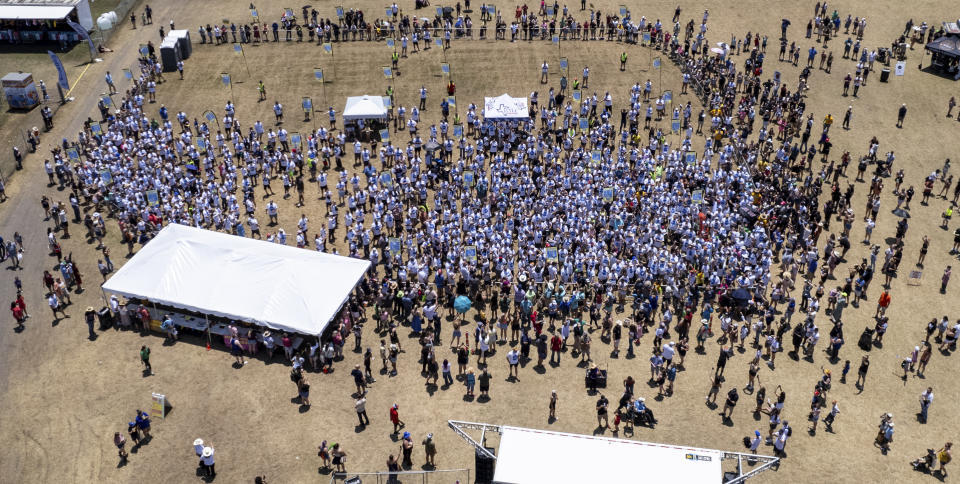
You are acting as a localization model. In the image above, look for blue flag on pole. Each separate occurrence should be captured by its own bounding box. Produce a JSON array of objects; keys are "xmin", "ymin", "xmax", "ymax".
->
[{"xmin": 47, "ymin": 51, "xmax": 69, "ymax": 90}]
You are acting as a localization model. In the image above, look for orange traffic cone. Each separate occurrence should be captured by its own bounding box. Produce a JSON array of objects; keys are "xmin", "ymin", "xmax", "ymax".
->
[{"xmin": 206, "ymin": 342, "xmax": 211, "ymax": 351}]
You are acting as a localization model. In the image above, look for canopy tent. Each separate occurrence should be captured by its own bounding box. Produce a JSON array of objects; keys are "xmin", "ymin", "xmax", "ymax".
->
[
  {"xmin": 926, "ymin": 35, "xmax": 960, "ymax": 59},
  {"xmin": 448, "ymin": 421, "xmax": 780, "ymax": 484},
  {"xmin": 0, "ymin": 0, "xmax": 93, "ymax": 29},
  {"xmin": 0, "ymin": 5, "xmax": 72, "ymax": 19},
  {"xmin": 343, "ymin": 95, "xmax": 388, "ymax": 121},
  {"xmin": 483, "ymin": 93, "xmax": 529, "ymax": 119},
  {"xmin": 101, "ymin": 224, "xmax": 370, "ymax": 336},
  {"xmin": 494, "ymin": 426, "xmax": 721, "ymax": 483}
]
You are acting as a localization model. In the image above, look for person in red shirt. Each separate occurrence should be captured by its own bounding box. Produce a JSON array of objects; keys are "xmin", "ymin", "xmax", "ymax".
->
[
  {"xmin": 876, "ymin": 290, "xmax": 891, "ymax": 317},
  {"xmin": 16, "ymin": 294, "xmax": 28, "ymax": 319},
  {"xmin": 11, "ymin": 302, "xmax": 25, "ymax": 330},
  {"xmin": 389, "ymin": 403, "xmax": 405, "ymax": 434},
  {"xmin": 550, "ymin": 332, "xmax": 563, "ymax": 365}
]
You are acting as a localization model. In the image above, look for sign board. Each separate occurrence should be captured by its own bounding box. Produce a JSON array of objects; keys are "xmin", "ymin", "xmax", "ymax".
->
[
  {"xmin": 90, "ymin": 122, "xmax": 103, "ymax": 136},
  {"xmin": 379, "ymin": 129, "xmax": 390, "ymax": 142},
  {"xmin": 100, "ymin": 170, "xmax": 113, "ymax": 184},
  {"xmin": 389, "ymin": 237, "xmax": 402, "ymax": 257},
  {"xmin": 895, "ymin": 61, "xmax": 906, "ymax": 76},
  {"xmin": 602, "ymin": 186, "xmax": 614, "ymax": 202},
  {"xmin": 380, "ymin": 171, "xmax": 394, "ymax": 188},
  {"xmin": 463, "ymin": 170, "xmax": 475, "ymax": 187},
  {"xmin": 66, "ymin": 147, "xmax": 80, "ymax": 161},
  {"xmin": 908, "ymin": 270, "xmax": 922, "ymax": 285},
  {"xmin": 685, "ymin": 151, "xmax": 697, "ymax": 164},
  {"xmin": 150, "ymin": 393, "xmax": 167, "ymax": 419},
  {"xmin": 146, "ymin": 190, "xmax": 159, "ymax": 206},
  {"xmin": 545, "ymin": 246, "xmax": 558, "ymax": 262},
  {"xmin": 464, "ymin": 245, "xmax": 477, "ymax": 262},
  {"xmin": 691, "ymin": 190, "xmax": 703, "ymax": 204}
]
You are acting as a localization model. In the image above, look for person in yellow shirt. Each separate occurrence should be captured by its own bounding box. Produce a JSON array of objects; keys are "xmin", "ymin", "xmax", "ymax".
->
[{"xmin": 823, "ymin": 114, "xmax": 834, "ymax": 133}]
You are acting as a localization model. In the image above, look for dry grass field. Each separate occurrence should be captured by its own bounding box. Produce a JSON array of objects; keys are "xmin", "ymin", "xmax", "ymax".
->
[{"xmin": 0, "ymin": 0, "xmax": 959, "ymax": 483}]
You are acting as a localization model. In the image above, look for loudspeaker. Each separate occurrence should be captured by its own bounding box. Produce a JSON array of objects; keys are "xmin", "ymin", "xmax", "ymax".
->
[{"xmin": 475, "ymin": 447, "xmax": 496, "ymax": 483}]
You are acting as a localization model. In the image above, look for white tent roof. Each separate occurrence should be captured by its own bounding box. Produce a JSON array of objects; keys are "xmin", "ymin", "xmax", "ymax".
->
[
  {"xmin": 343, "ymin": 95, "xmax": 388, "ymax": 121},
  {"xmin": 0, "ymin": 4, "xmax": 74, "ymax": 20},
  {"xmin": 101, "ymin": 224, "xmax": 370, "ymax": 336},
  {"xmin": 483, "ymin": 93, "xmax": 529, "ymax": 119},
  {"xmin": 493, "ymin": 426, "xmax": 723, "ymax": 483}
]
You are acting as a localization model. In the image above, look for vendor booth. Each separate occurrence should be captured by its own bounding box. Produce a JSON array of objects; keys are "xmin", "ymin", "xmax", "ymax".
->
[
  {"xmin": 101, "ymin": 224, "xmax": 371, "ymax": 345},
  {"xmin": 343, "ymin": 95, "xmax": 389, "ymax": 142},
  {"xmin": 925, "ymin": 34, "xmax": 960, "ymax": 79},
  {"xmin": 0, "ymin": 0, "xmax": 94, "ymax": 44},
  {"xmin": 483, "ymin": 93, "xmax": 529, "ymax": 120}
]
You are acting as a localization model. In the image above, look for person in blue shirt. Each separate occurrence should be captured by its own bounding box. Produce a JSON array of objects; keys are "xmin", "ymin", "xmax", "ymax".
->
[{"xmin": 135, "ymin": 410, "xmax": 151, "ymax": 438}]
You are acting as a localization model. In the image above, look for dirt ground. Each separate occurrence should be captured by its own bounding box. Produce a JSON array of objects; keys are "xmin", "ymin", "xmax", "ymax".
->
[{"xmin": 1, "ymin": 0, "xmax": 959, "ymax": 483}]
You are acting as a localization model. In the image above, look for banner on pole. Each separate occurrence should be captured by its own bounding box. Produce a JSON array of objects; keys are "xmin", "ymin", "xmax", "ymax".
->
[
  {"xmin": 233, "ymin": 44, "xmax": 243, "ymax": 56},
  {"xmin": 204, "ymin": 110, "xmax": 216, "ymax": 123},
  {"xmin": 653, "ymin": 57, "xmax": 661, "ymax": 69},
  {"xmin": 291, "ymin": 132, "xmax": 302, "ymax": 148},
  {"xmin": 323, "ymin": 43, "xmax": 333, "ymax": 54},
  {"xmin": 90, "ymin": 122, "xmax": 102, "ymax": 136},
  {"xmin": 313, "ymin": 68, "xmax": 324, "ymax": 82},
  {"xmin": 379, "ymin": 129, "xmax": 390, "ymax": 142},
  {"xmin": 302, "ymin": 97, "xmax": 313, "ymax": 113},
  {"xmin": 146, "ymin": 190, "xmax": 159, "ymax": 206},
  {"xmin": 47, "ymin": 51, "xmax": 69, "ymax": 90},
  {"xmin": 453, "ymin": 124, "xmax": 463, "ymax": 140},
  {"xmin": 382, "ymin": 66, "xmax": 393, "ymax": 79},
  {"xmin": 66, "ymin": 20, "xmax": 96, "ymax": 60},
  {"xmin": 389, "ymin": 237, "xmax": 402, "ymax": 258},
  {"xmin": 123, "ymin": 68, "xmax": 133, "ymax": 79},
  {"xmin": 464, "ymin": 246, "xmax": 477, "ymax": 262},
  {"xmin": 545, "ymin": 246, "xmax": 558, "ymax": 262},
  {"xmin": 221, "ymin": 73, "xmax": 231, "ymax": 86},
  {"xmin": 441, "ymin": 63, "xmax": 450, "ymax": 76}
]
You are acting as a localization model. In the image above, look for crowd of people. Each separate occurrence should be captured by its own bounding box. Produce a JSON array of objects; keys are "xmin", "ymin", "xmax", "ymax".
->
[{"xmin": 9, "ymin": 1, "xmax": 956, "ymax": 480}]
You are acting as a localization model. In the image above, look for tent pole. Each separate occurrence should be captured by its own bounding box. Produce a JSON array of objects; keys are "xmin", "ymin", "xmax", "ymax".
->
[{"xmin": 205, "ymin": 313, "xmax": 212, "ymax": 346}]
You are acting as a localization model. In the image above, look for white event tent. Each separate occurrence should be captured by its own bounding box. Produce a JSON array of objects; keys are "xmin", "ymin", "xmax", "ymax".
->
[
  {"xmin": 448, "ymin": 421, "xmax": 780, "ymax": 484},
  {"xmin": 483, "ymin": 93, "xmax": 529, "ymax": 119},
  {"xmin": 101, "ymin": 224, "xmax": 370, "ymax": 336},
  {"xmin": 343, "ymin": 95, "xmax": 389, "ymax": 121}
]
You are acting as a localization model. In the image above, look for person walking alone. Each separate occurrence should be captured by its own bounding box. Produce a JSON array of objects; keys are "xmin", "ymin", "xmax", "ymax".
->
[
  {"xmin": 897, "ymin": 104, "xmax": 907, "ymax": 128},
  {"xmin": 140, "ymin": 345, "xmax": 152, "ymax": 374}
]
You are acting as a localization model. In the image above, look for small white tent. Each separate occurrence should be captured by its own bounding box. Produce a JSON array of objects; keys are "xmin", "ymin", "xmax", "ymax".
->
[
  {"xmin": 101, "ymin": 224, "xmax": 370, "ymax": 336},
  {"xmin": 483, "ymin": 93, "xmax": 529, "ymax": 119},
  {"xmin": 343, "ymin": 95, "xmax": 389, "ymax": 121}
]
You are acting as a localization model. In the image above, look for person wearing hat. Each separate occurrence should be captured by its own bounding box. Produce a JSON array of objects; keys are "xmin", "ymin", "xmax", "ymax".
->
[
  {"xmin": 351, "ymin": 364, "xmax": 366, "ymax": 395},
  {"xmin": 401, "ymin": 431, "xmax": 414, "ymax": 468},
  {"xmin": 201, "ymin": 445, "xmax": 216, "ymax": 476},
  {"xmin": 749, "ymin": 430, "xmax": 763, "ymax": 453},
  {"xmin": 390, "ymin": 403, "xmax": 404, "ymax": 434},
  {"xmin": 422, "ymin": 433, "xmax": 437, "ymax": 466},
  {"xmin": 263, "ymin": 331, "xmax": 276, "ymax": 360},
  {"xmin": 193, "ymin": 438, "xmax": 204, "ymax": 457}
]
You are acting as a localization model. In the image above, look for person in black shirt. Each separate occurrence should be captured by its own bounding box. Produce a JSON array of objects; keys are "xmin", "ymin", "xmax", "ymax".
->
[
  {"xmin": 596, "ymin": 394, "xmax": 610, "ymax": 429},
  {"xmin": 722, "ymin": 388, "xmax": 739, "ymax": 419}
]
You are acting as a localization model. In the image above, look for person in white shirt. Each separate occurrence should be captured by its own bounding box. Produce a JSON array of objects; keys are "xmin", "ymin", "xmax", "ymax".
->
[
  {"xmin": 506, "ymin": 347, "xmax": 520, "ymax": 379},
  {"xmin": 201, "ymin": 446, "xmax": 215, "ymax": 476}
]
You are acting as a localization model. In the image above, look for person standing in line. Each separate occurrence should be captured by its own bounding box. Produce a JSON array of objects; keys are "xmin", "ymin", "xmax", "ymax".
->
[
  {"xmin": 506, "ymin": 346, "xmax": 520, "ymax": 380},
  {"xmin": 331, "ymin": 443, "xmax": 347, "ymax": 473},
  {"xmin": 942, "ymin": 266, "xmax": 952, "ymax": 293},
  {"xmin": 140, "ymin": 345, "xmax": 152, "ymax": 374},
  {"xmin": 355, "ymin": 394, "xmax": 370, "ymax": 427},
  {"xmin": 84, "ymin": 306, "xmax": 97, "ymax": 339}
]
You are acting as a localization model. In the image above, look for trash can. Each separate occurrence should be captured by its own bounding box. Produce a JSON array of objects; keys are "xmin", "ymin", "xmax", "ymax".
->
[
  {"xmin": 880, "ymin": 68, "xmax": 891, "ymax": 82},
  {"xmin": 97, "ymin": 306, "xmax": 114, "ymax": 329}
]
